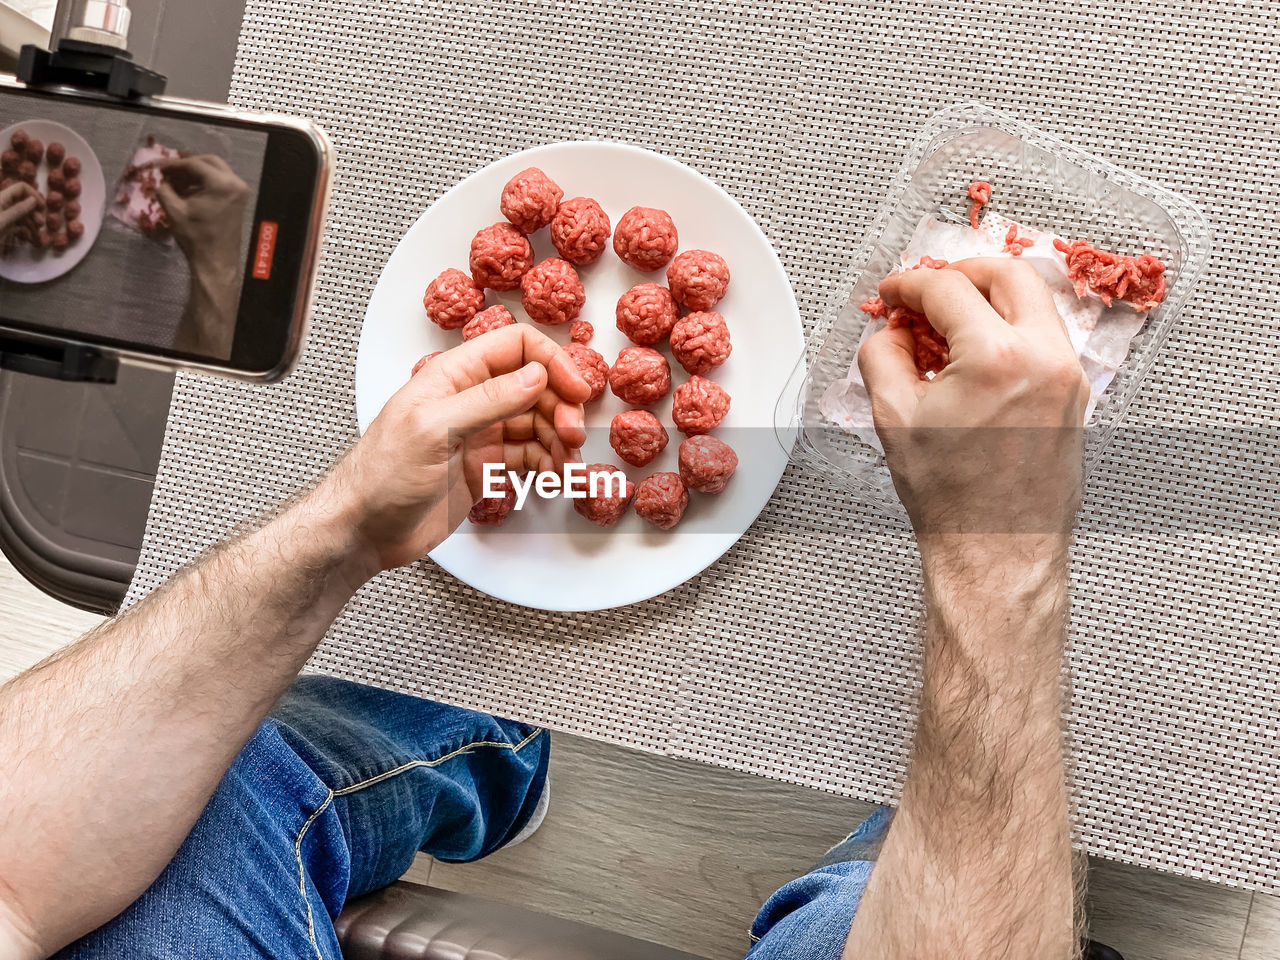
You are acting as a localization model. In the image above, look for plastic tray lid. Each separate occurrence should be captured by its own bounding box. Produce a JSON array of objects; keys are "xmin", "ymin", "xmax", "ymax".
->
[{"xmin": 774, "ymin": 102, "xmax": 1212, "ymax": 514}]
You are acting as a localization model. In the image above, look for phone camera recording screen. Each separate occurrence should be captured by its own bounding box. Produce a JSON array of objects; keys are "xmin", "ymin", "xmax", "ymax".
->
[{"xmin": 0, "ymin": 90, "xmax": 269, "ymax": 363}]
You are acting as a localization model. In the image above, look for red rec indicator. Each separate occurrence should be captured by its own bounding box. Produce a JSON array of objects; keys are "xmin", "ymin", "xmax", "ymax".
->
[{"xmin": 252, "ymin": 220, "xmax": 279, "ymax": 280}]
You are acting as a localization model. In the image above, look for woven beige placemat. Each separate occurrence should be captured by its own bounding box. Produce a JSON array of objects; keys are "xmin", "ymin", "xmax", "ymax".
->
[{"xmin": 128, "ymin": 0, "xmax": 1280, "ymax": 891}]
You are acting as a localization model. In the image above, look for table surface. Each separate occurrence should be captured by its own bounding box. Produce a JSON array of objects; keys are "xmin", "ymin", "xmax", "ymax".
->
[{"xmin": 127, "ymin": 0, "xmax": 1280, "ymax": 893}]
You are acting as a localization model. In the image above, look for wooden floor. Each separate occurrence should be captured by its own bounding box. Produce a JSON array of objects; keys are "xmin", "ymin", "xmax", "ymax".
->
[{"xmin": 1, "ymin": 557, "xmax": 1275, "ymax": 960}]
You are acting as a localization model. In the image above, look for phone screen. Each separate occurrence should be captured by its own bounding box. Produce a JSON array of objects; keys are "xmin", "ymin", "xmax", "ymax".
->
[{"xmin": 0, "ymin": 84, "xmax": 323, "ymax": 373}]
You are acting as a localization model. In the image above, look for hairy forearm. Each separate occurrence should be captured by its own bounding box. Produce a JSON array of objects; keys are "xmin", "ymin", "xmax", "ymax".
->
[
  {"xmin": 174, "ymin": 255, "xmax": 238, "ymax": 358},
  {"xmin": 843, "ymin": 534, "xmax": 1077, "ymax": 960},
  {"xmin": 0, "ymin": 478, "xmax": 377, "ymax": 959}
]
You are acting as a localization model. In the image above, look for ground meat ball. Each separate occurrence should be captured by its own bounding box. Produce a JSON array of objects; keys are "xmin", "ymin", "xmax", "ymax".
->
[
  {"xmin": 669, "ymin": 310, "xmax": 732, "ymax": 376},
  {"xmin": 63, "ymin": 177, "xmax": 81, "ymax": 199},
  {"xmin": 609, "ymin": 410, "xmax": 669, "ymax": 467},
  {"xmin": 520, "ymin": 258, "xmax": 585, "ymax": 325},
  {"xmin": 46, "ymin": 211, "xmax": 63, "ymax": 233},
  {"xmin": 0, "ymin": 149, "xmax": 18, "ymax": 174},
  {"xmin": 422, "ymin": 267, "xmax": 485, "ymax": 330},
  {"xmin": 66, "ymin": 220, "xmax": 84, "ymax": 243},
  {"xmin": 569, "ymin": 320, "xmax": 593, "ymax": 344},
  {"xmin": 634, "ymin": 473, "xmax": 689, "ymax": 530},
  {"xmin": 45, "ymin": 142, "xmax": 65, "ymax": 166},
  {"xmin": 23, "ymin": 139, "xmax": 43, "ymax": 164},
  {"xmin": 666, "ymin": 249, "xmax": 730, "ymax": 311},
  {"xmin": 613, "ymin": 206, "xmax": 678, "ymax": 271},
  {"xmin": 63, "ymin": 156, "xmax": 82, "ymax": 178},
  {"xmin": 678, "ymin": 435, "xmax": 738, "ymax": 493},
  {"xmin": 410, "ymin": 351, "xmax": 442, "ymax": 377},
  {"xmin": 45, "ymin": 190, "xmax": 63, "ymax": 212},
  {"xmin": 65, "ymin": 199, "xmax": 81, "ymax": 220},
  {"xmin": 615, "ymin": 282, "xmax": 679, "ymax": 345},
  {"xmin": 500, "ymin": 167, "xmax": 563, "ymax": 234},
  {"xmin": 9, "ymin": 130, "xmax": 26, "ymax": 152},
  {"xmin": 860, "ymin": 296, "xmax": 949, "ymax": 378},
  {"xmin": 46, "ymin": 168, "xmax": 65, "ymax": 192},
  {"xmin": 469, "ymin": 222, "xmax": 534, "ymax": 291},
  {"xmin": 50, "ymin": 231, "xmax": 68, "ymax": 252},
  {"xmin": 550, "ymin": 197, "xmax": 611, "ymax": 265},
  {"xmin": 672, "ymin": 376, "xmax": 730, "ymax": 435},
  {"xmin": 609, "ymin": 346, "xmax": 671, "ymax": 406},
  {"xmin": 468, "ymin": 477, "xmax": 517, "ymax": 526},
  {"xmin": 573, "ymin": 462, "xmax": 635, "ymax": 527},
  {"xmin": 17, "ymin": 161, "xmax": 35, "ymax": 185},
  {"xmin": 564, "ymin": 343, "xmax": 609, "ymax": 402},
  {"xmin": 462, "ymin": 304, "xmax": 516, "ymax": 340}
]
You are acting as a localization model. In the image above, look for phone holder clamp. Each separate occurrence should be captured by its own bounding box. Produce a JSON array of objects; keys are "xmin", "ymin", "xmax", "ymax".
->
[
  {"xmin": 16, "ymin": 39, "xmax": 167, "ymax": 100},
  {"xmin": 0, "ymin": 333, "xmax": 120, "ymax": 384}
]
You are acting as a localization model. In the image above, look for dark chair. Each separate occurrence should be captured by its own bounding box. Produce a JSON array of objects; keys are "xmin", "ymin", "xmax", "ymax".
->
[{"xmin": 335, "ymin": 882, "xmax": 707, "ymax": 960}]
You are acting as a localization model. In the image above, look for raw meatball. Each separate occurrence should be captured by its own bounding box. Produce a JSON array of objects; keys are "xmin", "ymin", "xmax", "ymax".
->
[
  {"xmin": 500, "ymin": 166, "xmax": 563, "ymax": 234},
  {"xmin": 672, "ymin": 375, "xmax": 730, "ymax": 435},
  {"xmin": 23, "ymin": 138, "xmax": 43, "ymax": 164},
  {"xmin": 609, "ymin": 346, "xmax": 671, "ymax": 406},
  {"xmin": 564, "ymin": 343, "xmax": 609, "ymax": 402},
  {"xmin": 410, "ymin": 351, "xmax": 442, "ymax": 376},
  {"xmin": 609, "ymin": 410, "xmax": 669, "ymax": 467},
  {"xmin": 45, "ymin": 142, "xmax": 66, "ymax": 167},
  {"xmin": 613, "ymin": 206, "xmax": 678, "ymax": 271},
  {"xmin": 670, "ymin": 310, "xmax": 732, "ymax": 376},
  {"xmin": 667, "ymin": 249, "xmax": 730, "ymax": 311},
  {"xmin": 45, "ymin": 211, "xmax": 63, "ymax": 233},
  {"xmin": 9, "ymin": 130, "xmax": 27, "ymax": 152},
  {"xmin": 550, "ymin": 197, "xmax": 611, "ymax": 265},
  {"xmin": 678, "ymin": 435, "xmax": 738, "ymax": 493},
  {"xmin": 615, "ymin": 282, "xmax": 679, "ymax": 345},
  {"xmin": 569, "ymin": 320, "xmax": 593, "ymax": 344},
  {"xmin": 468, "ymin": 477, "xmax": 517, "ymax": 526},
  {"xmin": 62, "ymin": 156, "xmax": 82, "ymax": 178},
  {"xmin": 66, "ymin": 220, "xmax": 84, "ymax": 242},
  {"xmin": 520, "ymin": 257, "xmax": 585, "ymax": 325},
  {"xmin": 17, "ymin": 161, "xmax": 35, "ymax": 185},
  {"xmin": 469, "ymin": 221, "xmax": 534, "ymax": 291},
  {"xmin": 46, "ymin": 168, "xmax": 65, "ymax": 192},
  {"xmin": 573, "ymin": 462, "xmax": 635, "ymax": 527},
  {"xmin": 423, "ymin": 267, "xmax": 485, "ymax": 330},
  {"xmin": 0, "ymin": 149, "xmax": 18, "ymax": 174},
  {"xmin": 65, "ymin": 199, "xmax": 81, "ymax": 220},
  {"xmin": 33, "ymin": 228, "xmax": 50, "ymax": 250},
  {"xmin": 63, "ymin": 177, "xmax": 81, "ymax": 199},
  {"xmin": 462, "ymin": 304, "xmax": 516, "ymax": 340},
  {"xmin": 50, "ymin": 231, "xmax": 69, "ymax": 252},
  {"xmin": 45, "ymin": 190, "xmax": 64, "ymax": 212},
  {"xmin": 634, "ymin": 473, "xmax": 689, "ymax": 530}
]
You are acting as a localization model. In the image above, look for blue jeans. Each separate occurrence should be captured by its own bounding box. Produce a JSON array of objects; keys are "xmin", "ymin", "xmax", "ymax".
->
[
  {"xmin": 55, "ymin": 676, "xmax": 550, "ymax": 959},
  {"xmin": 745, "ymin": 805, "xmax": 892, "ymax": 960},
  {"xmin": 55, "ymin": 675, "xmax": 878, "ymax": 959}
]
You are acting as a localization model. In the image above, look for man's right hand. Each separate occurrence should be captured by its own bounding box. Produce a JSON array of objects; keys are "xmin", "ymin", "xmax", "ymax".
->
[
  {"xmin": 323, "ymin": 323, "xmax": 591, "ymax": 574},
  {"xmin": 857, "ymin": 258, "xmax": 1089, "ymax": 546}
]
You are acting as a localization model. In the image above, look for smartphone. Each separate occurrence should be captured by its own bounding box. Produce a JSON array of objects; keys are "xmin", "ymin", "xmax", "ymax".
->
[{"xmin": 0, "ymin": 76, "xmax": 332, "ymax": 381}]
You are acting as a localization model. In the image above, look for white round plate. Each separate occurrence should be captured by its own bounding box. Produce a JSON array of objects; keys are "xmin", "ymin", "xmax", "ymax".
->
[
  {"xmin": 356, "ymin": 141, "xmax": 803, "ymax": 612},
  {"xmin": 0, "ymin": 119, "xmax": 107, "ymax": 283}
]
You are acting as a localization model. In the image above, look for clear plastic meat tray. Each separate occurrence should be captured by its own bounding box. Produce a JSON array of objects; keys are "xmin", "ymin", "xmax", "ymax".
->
[{"xmin": 775, "ymin": 102, "xmax": 1212, "ymax": 513}]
